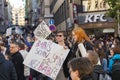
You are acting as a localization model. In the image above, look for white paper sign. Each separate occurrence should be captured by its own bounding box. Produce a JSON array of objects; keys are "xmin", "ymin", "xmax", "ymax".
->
[
  {"xmin": 6, "ymin": 28, "xmax": 12, "ymax": 36},
  {"xmin": 78, "ymin": 43, "xmax": 87, "ymax": 57},
  {"xmin": 34, "ymin": 21, "xmax": 51, "ymax": 39},
  {"xmin": 23, "ymin": 39, "xmax": 70, "ymax": 80}
]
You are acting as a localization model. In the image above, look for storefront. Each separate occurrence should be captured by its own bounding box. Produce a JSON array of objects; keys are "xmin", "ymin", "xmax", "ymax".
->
[{"xmin": 77, "ymin": 11, "xmax": 116, "ymax": 35}]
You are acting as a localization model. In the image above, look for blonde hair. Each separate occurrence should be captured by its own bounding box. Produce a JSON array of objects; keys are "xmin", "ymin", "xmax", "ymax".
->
[{"xmin": 72, "ymin": 25, "xmax": 90, "ymax": 42}]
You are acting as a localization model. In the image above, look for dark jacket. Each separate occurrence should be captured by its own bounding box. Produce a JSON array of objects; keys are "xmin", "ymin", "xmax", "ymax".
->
[
  {"xmin": 69, "ymin": 41, "xmax": 94, "ymax": 58},
  {"xmin": 91, "ymin": 65, "xmax": 105, "ymax": 80},
  {"xmin": 0, "ymin": 53, "xmax": 17, "ymax": 80},
  {"xmin": 11, "ymin": 51, "xmax": 25, "ymax": 80},
  {"xmin": 83, "ymin": 41, "xmax": 94, "ymax": 51},
  {"xmin": 82, "ymin": 74, "xmax": 93, "ymax": 80}
]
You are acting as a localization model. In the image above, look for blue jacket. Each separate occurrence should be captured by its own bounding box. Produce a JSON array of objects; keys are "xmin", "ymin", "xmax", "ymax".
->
[
  {"xmin": 108, "ymin": 54, "xmax": 120, "ymax": 71},
  {"xmin": 0, "ymin": 53, "xmax": 17, "ymax": 80}
]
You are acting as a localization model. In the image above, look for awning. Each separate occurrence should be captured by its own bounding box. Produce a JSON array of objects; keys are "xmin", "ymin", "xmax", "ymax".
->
[{"xmin": 103, "ymin": 28, "xmax": 115, "ymax": 33}]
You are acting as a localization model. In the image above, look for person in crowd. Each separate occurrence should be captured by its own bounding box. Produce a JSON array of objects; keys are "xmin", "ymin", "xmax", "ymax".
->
[
  {"xmin": 87, "ymin": 50, "xmax": 106, "ymax": 80},
  {"xmin": 0, "ymin": 48, "xmax": 17, "ymax": 80},
  {"xmin": 97, "ymin": 48, "xmax": 108, "ymax": 72},
  {"xmin": 68, "ymin": 57, "xmax": 93, "ymax": 80},
  {"xmin": 55, "ymin": 31, "xmax": 69, "ymax": 80},
  {"xmin": 108, "ymin": 45, "xmax": 120, "ymax": 80},
  {"xmin": 104, "ymin": 40, "xmax": 111, "ymax": 59},
  {"xmin": 18, "ymin": 43, "xmax": 30, "ymax": 80},
  {"xmin": 55, "ymin": 31, "xmax": 70, "ymax": 48},
  {"xmin": 114, "ymin": 34, "xmax": 120, "ymax": 41},
  {"xmin": 25, "ymin": 34, "xmax": 34, "ymax": 51},
  {"xmin": 108, "ymin": 45, "xmax": 120, "ymax": 71},
  {"xmin": 10, "ymin": 41, "xmax": 25, "ymax": 80},
  {"xmin": 111, "ymin": 38, "xmax": 120, "ymax": 48},
  {"xmin": 0, "ymin": 41, "xmax": 10, "ymax": 60},
  {"xmin": 71, "ymin": 24, "xmax": 94, "ymax": 58},
  {"xmin": 94, "ymin": 41, "xmax": 108, "ymax": 71},
  {"xmin": 109, "ymin": 48, "xmax": 114, "ymax": 58}
]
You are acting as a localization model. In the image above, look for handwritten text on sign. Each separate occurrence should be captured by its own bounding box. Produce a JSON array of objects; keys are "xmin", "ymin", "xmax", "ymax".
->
[
  {"xmin": 23, "ymin": 39, "xmax": 69, "ymax": 79},
  {"xmin": 34, "ymin": 21, "xmax": 51, "ymax": 39}
]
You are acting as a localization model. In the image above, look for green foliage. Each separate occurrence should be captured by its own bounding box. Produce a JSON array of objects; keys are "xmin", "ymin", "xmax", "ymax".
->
[{"xmin": 106, "ymin": 0, "xmax": 120, "ymax": 21}]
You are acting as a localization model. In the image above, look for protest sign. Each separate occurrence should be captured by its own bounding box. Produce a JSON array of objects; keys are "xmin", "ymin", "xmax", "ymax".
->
[
  {"xmin": 23, "ymin": 39, "xmax": 70, "ymax": 80},
  {"xmin": 34, "ymin": 21, "xmax": 51, "ymax": 39},
  {"xmin": 6, "ymin": 28, "xmax": 12, "ymax": 36}
]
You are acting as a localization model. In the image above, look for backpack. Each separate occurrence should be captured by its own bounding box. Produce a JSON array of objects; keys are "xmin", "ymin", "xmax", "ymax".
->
[
  {"xmin": 112, "ymin": 59, "xmax": 120, "ymax": 72},
  {"xmin": 99, "ymin": 73, "xmax": 112, "ymax": 80},
  {"xmin": 111, "ymin": 59, "xmax": 120, "ymax": 80}
]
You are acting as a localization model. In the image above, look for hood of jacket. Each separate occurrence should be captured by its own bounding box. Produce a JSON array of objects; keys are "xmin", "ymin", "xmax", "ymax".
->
[
  {"xmin": 93, "ymin": 65, "xmax": 105, "ymax": 74},
  {"xmin": 0, "ymin": 53, "xmax": 5, "ymax": 64},
  {"xmin": 112, "ymin": 54, "xmax": 120, "ymax": 60}
]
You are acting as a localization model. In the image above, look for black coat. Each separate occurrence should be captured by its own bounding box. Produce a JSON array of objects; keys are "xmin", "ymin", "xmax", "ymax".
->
[
  {"xmin": 0, "ymin": 53, "xmax": 17, "ymax": 80},
  {"xmin": 11, "ymin": 51, "xmax": 25, "ymax": 80},
  {"xmin": 81, "ymin": 74, "xmax": 93, "ymax": 80},
  {"xmin": 91, "ymin": 65, "xmax": 105, "ymax": 80},
  {"xmin": 63, "ymin": 41, "xmax": 94, "ymax": 78},
  {"xmin": 69, "ymin": 41, "xmax": 94, "ymax": 58}
]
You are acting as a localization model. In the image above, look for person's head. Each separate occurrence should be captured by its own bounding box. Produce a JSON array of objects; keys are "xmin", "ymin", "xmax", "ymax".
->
[
  {"xmin": 112, "ymin": 45, "xmax": 120, "ymax": 55},
  {"xmin": 55, "ymin": 31, "xmax": 66, "ymax": 43},
  {"xmin": 10, "ymin": 42, "xmax": 19, "ymax": 54},
  {"xmin": 109, "ymin": 48, "xmax": 114, "ymax": 56},
  {"xmin": 0, "ymin": 41, "xmax": 5, "ymax": 51},
  {"xmin": 72, "ymin": 25, "xmax": 90, "ymax": 43},
  {"xmin": 68, "ymin": 57, "xmax": 93, "ymax": 80},
  {"xmin": 97, "ymin": 48, "xmax": 106, "ymax": 59},
  {"xmin": 113, "ymin": 39, "xmax": 120, "ymax": 47},
  {"xmin": 87, "ymin": 50, "xmax": 99, "ymax": 66}
]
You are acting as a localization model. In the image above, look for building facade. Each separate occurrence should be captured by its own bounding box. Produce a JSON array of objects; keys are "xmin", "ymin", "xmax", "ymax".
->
[
  {"xmin": 0, "ymin": 0, "xmax": 4, "ymax": 25},
  {"xmin": 12, "ymin": 7, "xmax": 25, "ymax": 26},
  {"xmin": 25, "ymin": 0, "xmax": 41, "ymax": 28},
  {"xmin": 50, "ymin": 0, "xmax": 69, "ymax": 31},
  {"xmin": 8, "ymin": 0, "xmax": 25, "ymax": 26},
  {"xmin": 7, "ymin": 0, "xmax": 12, "ymax": 26},
  {"xmin": 25, "ymin": 0, "xmax": 53, "ymax": 30},
  {"xmin": 76, "ymin": 0, "xmax": 116, "ymax": 34},
  {"xmin": 50, "ymin": 0, "xmax": 116, "ymax": 34},
  {"xmin": 0, "ymin": 0, "xmax": 8, "ymax": 33}
]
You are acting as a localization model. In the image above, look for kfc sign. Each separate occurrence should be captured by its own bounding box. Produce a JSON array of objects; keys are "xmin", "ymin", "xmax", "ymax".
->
[{"xmin": 85, "ymin": 14, "xmax": 107, "ymax": 23}]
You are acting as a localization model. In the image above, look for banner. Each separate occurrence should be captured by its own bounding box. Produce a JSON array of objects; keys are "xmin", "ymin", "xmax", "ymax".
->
[
  {"xmin": 34, "ymin": 21, "xmax": 51, "ymax": 39},
  {"xmin": 23, "ymin": 39, "xmax": 70, "ymax": 80}
]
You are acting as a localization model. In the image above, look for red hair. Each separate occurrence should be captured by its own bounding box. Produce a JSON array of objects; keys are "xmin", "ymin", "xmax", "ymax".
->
[{"xmin": 72, "ymin": 26, "xmax": 90, "ymax": 42}]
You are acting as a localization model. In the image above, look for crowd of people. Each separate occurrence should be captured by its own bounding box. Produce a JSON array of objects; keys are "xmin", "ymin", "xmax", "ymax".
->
[{"xmin": 0, "ymin": 24, "xmax": 120, "ymax": 80}]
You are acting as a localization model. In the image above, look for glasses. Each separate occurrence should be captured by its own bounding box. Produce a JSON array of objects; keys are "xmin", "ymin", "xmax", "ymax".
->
[{"xmin": 56, "ymin": 35, "xmax": 63, "ymax": 37}]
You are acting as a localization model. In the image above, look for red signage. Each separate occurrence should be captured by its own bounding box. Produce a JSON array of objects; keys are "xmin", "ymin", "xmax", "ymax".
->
[{"xmin": 49, "ymin": 24, "xmax": 56, "ymax": 32}]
